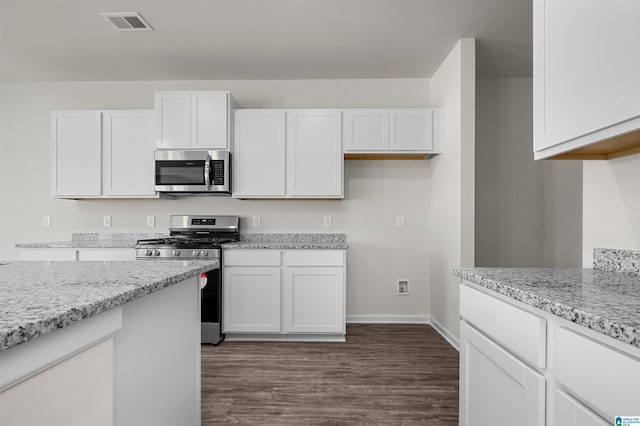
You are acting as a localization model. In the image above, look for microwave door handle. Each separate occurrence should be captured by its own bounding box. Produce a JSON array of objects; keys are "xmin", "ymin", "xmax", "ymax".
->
[{"xmin": 204, "ymin": 155, "xmax": 211, "ymax": 190}]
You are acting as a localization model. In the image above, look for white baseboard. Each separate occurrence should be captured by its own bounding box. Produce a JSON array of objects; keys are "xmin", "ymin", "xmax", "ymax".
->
[
  {"xmin": 430, "ymin": 317, "xmax": 460, "ymax": 351},
  {"xmin": 346, "ymin": 314, "xmax": 459, "ymax": 352},
  {"xmin": 346, "ymin": 314, "xmax": 431, "ymax": 324}
]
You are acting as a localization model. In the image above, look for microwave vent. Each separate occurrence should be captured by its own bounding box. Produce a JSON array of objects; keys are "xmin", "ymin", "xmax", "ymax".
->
[{"xmin": 100, "ymin": 13, "xmax": 153, "ymax": 31}]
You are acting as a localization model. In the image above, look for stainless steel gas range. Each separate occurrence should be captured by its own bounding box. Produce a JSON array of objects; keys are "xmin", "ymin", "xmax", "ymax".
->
[{"xmin": 135, "ymin": 215, "xmax": 240, "ymax": 345}]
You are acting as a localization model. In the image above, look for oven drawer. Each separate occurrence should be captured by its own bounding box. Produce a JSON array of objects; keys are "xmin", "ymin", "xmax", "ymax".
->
[{"xmin": 223, "ymin": 250, "xmax": 281, "ymax": 266}]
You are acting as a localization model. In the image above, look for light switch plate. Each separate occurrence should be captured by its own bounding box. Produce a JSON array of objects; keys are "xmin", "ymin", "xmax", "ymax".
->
[
  {"xmin": 324, "ymin": 215, "xmax": 333, "ymax": 228},
  {"xmin": 103, "ymin": 215, "xmax": 112, "ymax": 227},
  {"xmin": 146, "ymin": 215, "xmax": 155, "ymax": 227}
]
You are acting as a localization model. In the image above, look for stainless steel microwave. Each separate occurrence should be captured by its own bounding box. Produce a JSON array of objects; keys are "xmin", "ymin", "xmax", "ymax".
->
[{"xmin": 154, "ymin": 150, "xmax": 231, "ymax": 195}]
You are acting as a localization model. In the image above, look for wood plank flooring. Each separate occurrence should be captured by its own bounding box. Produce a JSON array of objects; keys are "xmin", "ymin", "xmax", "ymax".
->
[{"xmin": 201, "ymin": 324, "xmax": 459, "ymax": 425}]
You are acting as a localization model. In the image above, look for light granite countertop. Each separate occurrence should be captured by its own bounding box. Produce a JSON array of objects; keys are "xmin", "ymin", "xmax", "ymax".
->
[
  {"xmin": 454, "ymin": 265, "xmax": 640, "ymax": 348},
  {"xmin": 0, "ymin": 260, "xmax": 218, "ymax": 352},
  {"xmin": 223, "ymin": 233, "xmax": 347, "ymax": 250},
  {"xmin": 16, "ymin": 232, "xmax": 348, "ymax": 250}
]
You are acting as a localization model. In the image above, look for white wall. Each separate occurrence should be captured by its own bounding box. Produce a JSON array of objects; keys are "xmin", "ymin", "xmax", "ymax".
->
[
  {"xmin": 0, "ymin": 78, "xmax": 434, "ymax": 319},
  {"xmin": 429, "ymin": 39, "xmax": 476, "ymax": 341},
  {"xmin": 475, "ymin": 78, "xmax": 582, "ymax": 267},
  {"xmin": 583, "ymin": 156, "xmax": 640, "ymax": 266}
]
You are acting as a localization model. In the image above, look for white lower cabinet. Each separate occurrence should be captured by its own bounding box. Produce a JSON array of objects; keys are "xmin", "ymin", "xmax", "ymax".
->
[
  {"xmin": 461, "ymin": 282, "xmax": 640, "ymax": 426},
  {"xmin": 222, "ymin": 249, "xmax": 346, "ymax": 341},
  {"xmin": 18, "ymin": 248, "xmax": 135, "ymax": 261},
  {"xmin": 283, "ymin": 267, "xmax": 345, "ymax": 333},
  {"xmin": 553, "ymin": 390, "xmax": 608, "ymax": 426},
  {"xmin": 223, "ymin": 267, "xmax": 281, "ymax": 333},
  {"xmin": 460, "ymin": 321, "xmax": 545, "ymax": 426}
]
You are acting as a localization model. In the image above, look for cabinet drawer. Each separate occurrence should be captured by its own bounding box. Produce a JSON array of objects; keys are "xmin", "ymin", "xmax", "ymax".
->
[
  {"xmin": 553, "ymin": 390, "xmax": 608, "ymax": 426},
  {"xmin": 78, "ymin": 249, "xmax": 135, "ymax": 261},
  {"xmin": 555, "ymin": 326, "xmax": 640, "ymax": 418},
  {"xmin": 284, "ymin": 250, "xmax": 344, "ymax": 267},
  {"xmin": 223, "ymin": 250, "xmax": 281, "ymax": 266},
  {"xmin": 460, "ymin": 284, "xmax": 546, "ymax": 368}
]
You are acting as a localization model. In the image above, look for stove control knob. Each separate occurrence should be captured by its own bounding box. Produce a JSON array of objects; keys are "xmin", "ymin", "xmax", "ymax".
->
[
  {"xmin": 200, "ymin": 250, "xmax": 208, "ymax": 257},
  {"xmin": 172, "ymin": 250, "xmax": 181, "ymax": 257},
  {"xmin": 144, "ymin": 250, "xmax": 153, "ymax": 256},
  {"xmin": 192, "ymin": 250, "xmax": 200, "ymax": 257},
  {"xmin": 153, "ymin": 250, "xmax": 161, "ymax": 256}
]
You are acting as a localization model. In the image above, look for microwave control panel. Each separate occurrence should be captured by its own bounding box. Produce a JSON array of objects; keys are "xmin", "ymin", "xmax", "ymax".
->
[{"xmin": 212, "ymin": 160, "xmax": 225, "ymax": 185}]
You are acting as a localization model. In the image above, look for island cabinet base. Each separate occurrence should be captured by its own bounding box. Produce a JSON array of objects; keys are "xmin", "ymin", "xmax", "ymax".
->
[
  {"xmin": 0, "ymin": 276, "xmax": 201, "ymax": 426},
  {"xmin": 460, "ymin": 282, "xmax": 640, "ymax": 426}
]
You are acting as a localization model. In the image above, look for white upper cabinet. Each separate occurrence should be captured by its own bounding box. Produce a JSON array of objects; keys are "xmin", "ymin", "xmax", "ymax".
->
[
  {"xmin": 286, "ymin": 110, "xmax": 342, "ymax": 197},
  {"xmin": 51, "ymin": 110, "xmax": 157, "ymax": 199},
  {"xmin": 51, "ymin": 111, "xmax": 102, "ymax": 197},
  {"xmin": 343, "ymin": 108, "xmax": 441, "ymax": 157},
  {"xmin": 233, "ymin": 110, "xmax": 286, "ymax": 197},
  {"xmin": 533, "ymin": 0, "xmax": 640, "ymax": 159},
  {"xmin": 233, "ymin": 109, "xmax": 343, "ymax": 199},
  {"xmin": 155, "ymin": 91, "xmax": 234, "ymax": 150},
  {"xmin": 103, "ymin": 110, "xmax": 155, "ymax": 197}
]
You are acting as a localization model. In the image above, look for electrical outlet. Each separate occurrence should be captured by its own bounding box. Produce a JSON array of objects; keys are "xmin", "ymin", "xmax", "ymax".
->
[
  {"xmin": 42, "ymin": 216, "xmax": 51, "ymax": 227},
  {"xmin": 103, "ymin": 215, "xmax": 111, "ymax": 227},
  {"xmin": 323, "ymin": 215, "xmax": 333, "ymax": 228},
  {"xmin": 252, "ymin": 215, "xmax": 261, "ymax": 228},
  {"xmin": 397, "ymin": 279, "xmax": 410, "ymax": 295},
  {"xmin": 146, "ymin": 215, "xmax": 155, "ymax": 227},
  {"xmin": 396, "ymin": 215, "xmax": 405, "ymax": 228}
]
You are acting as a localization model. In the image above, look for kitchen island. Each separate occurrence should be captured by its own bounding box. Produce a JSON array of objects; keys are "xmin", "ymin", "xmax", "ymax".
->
[
  {"xmin": 0, "ymin": 259, "xmax": 218, "ymax": 426},
  {"xmin": 455, "ymin": 248, "xmax": 640, "ymax": 426}
]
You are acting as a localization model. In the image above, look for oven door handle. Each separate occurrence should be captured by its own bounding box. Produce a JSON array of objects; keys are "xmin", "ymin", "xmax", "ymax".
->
[{"xmin": 204, "ymin": 154, "xmax": 211, "ymax": 190}]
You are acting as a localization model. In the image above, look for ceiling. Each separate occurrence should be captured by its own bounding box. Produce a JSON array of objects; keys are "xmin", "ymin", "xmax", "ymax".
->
[{"xmin": 0, "ymin": 0, "xmax": 532, "ymax": 81}]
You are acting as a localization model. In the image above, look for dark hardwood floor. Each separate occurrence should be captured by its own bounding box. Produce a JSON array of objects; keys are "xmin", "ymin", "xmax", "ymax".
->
[{"xmin": 201, "ymin": 324, "xmax": 459, "ymax": 425}]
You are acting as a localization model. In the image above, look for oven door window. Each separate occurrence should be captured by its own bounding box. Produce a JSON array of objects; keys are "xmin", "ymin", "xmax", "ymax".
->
[{"xmin": 155, "ymin": 160, "xmax": 206, "ymax": 185}]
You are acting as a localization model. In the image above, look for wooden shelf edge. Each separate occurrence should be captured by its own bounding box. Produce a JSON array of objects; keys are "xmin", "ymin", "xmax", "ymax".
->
[
  {"xmin": 548, "ymin": 129, "xmax": 640, "ymax": 160},
  {"xmin": 344, "ymin": 153, "xmax": 436, "ymax": 160}
]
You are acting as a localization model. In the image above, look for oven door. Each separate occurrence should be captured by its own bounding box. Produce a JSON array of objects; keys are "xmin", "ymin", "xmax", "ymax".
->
[{"xmin": 154, "ymin": 150, "xmax": 230, "ymax": 193}]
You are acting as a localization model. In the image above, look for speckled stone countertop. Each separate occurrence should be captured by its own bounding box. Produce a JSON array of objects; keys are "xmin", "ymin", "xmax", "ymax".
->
[
  {"xmin": 222, "ymin": 233, "xmax": 347, "ymax": 250},
  {"xmin": 0, "ymin": 260, "xmax": 218, "ymax": 352},
  {"xmin": 16, "ymin": 232, "xmax": 347, "ymax": 250},
  {"xmin": 15, "ymin": 233, "xmax": 168, "ymax": 249},
  {"xmin": 454, "ymin": 267, "xmax": 640, "ymax": 348}
]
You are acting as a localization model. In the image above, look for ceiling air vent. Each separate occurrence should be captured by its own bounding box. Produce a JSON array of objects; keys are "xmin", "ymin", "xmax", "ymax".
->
[{"xmin": 100, "ymin": 13, "xmax": 153, "ymax": 31}]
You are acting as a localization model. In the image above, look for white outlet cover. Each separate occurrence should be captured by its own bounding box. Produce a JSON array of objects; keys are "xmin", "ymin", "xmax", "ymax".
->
[
  {"xmin": 252, "ymin": 216, "xmax": 261, "ymax": 227},
  {"xmin": 146, "ymin": 215, "xmax": 155, "ymax": 227},
  {"xmin": 396, "ymin": 215, "xmax": 406, "ymax": 228},
  {"xmin": 324, "ymin": 216, "xmax": 333, "ymax": 227},
  {"xmin": 42, "ymin": 216, "xmax": 51, "ymax": 227},
  {"xmin": 103, "ymin": 216, "xmax": 112, "ymax": 227}
]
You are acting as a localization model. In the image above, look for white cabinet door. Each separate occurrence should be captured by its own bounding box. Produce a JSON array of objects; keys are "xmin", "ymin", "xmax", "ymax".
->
[
  {"xmin": 103, "ymin": 110, "xmax": 155, "ymax": 197},
  {"xmin": 460, "ymin": 321, "xmax": 545, "ymax": 426},
  {"xmin": 233, "ymin": 110, "xmax": 286, "ymax": 197},
  {"xmin": 389, "ymin": 109, "xmax": 433, "ymax": 151},
  {"xmin": 155, "ymin": 91, "xmax": 230, "ymax": 149},
  {"xmin": 51, "ymin": 111, "xmax": 102, "ymax": 197},
  {"xmin": 192, "ymin": 91, "xmax": 229, "ymax": 149},
  {"xmin": 286, "ymin": 110, "xmax": 342, "ymax": 197},
  {"xmin": 342, "ymin": 109, "xmax": 389, "ymax": 151},
  {"xmin": 223, "ymin": 267, "xmax": 281, "ymax": 333},
  {"xmin": 154, "ymin": 91, "xmax": 191, "ymax": 149},
  {"xmin": 552, "ymin": 390, "xmax": 608, "ymax": 426},
  {"xmin": 282, "ymin": 267, "xmax": 345, "ymax": 333},
  {"xmin": 533, "ymin": 0, "xmax": 640, "ymax": 157}
]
